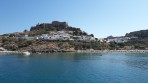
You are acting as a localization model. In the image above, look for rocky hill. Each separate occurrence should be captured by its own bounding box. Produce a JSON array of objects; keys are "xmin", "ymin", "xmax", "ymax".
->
[
  {"xmin": 1, "ymin": 21, "xmax": 102, "ymax": 52},
  {"xmin": 125, "ymin": 29, "xmax": 148, "ymax": 38},
  {"xmin": 26, "ymin": 21, "xmax": 88, "ymax": 36}
]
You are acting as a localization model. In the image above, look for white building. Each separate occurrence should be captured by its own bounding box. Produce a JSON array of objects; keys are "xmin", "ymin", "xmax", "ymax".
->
[
  {"xmin": 36, "ymin": 32, "xmax": 72, "ymax": 40},
  {"xmin": 23, "ymin": 31, "xmax": 96, "ymax": 42},
  {"xmin": 107, "ymin": 37, "xmax": 130, "ymax": 43},
  {"xmin": 78, "ymin": 36, "xmax": 96, "ymax": 42}
]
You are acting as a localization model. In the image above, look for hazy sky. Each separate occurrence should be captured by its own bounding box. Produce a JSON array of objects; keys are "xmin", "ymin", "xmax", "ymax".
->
[{"xmin": 0, "ymin": 0, "xmax": 148, "ymax": 38}]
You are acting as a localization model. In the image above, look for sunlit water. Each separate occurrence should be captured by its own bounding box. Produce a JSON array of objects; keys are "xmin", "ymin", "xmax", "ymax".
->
[{"xmin": 0, "ymin": 53, "xmax": 148, "ymax": 83}]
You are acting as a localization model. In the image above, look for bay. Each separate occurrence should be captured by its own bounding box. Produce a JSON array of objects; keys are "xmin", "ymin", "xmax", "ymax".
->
[{"xmin": 0, "ymin": 53, "xmax": 148, "ymax": 83}]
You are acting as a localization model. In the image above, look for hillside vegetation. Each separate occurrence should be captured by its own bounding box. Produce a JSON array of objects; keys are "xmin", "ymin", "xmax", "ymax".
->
[
  {"xmin": 126, "ymin": 29, "xmax": 148, "ymax": 38},
  {"xmin": 1, "ymin": 21, "xmax": 148, "ymax": 52},
  {"xmin": 1, "ymin": 21, "xmax": 106, "ymax": 52}
]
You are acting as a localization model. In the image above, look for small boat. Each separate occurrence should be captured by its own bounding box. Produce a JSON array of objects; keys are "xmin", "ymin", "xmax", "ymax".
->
[
  {"xmin": 23, "ymin": 51, "xmax": 31, "ymax": 56},
  {"xmin": 38, "ymin": 52, "xmax": 42, "ymax": 54}
]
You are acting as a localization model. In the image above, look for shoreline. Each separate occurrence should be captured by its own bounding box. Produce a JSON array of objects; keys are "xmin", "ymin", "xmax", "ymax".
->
[
  {"xmin": 0, "ymin": 51, "xmax": 21, "ymax": 54},
  {"xmin": 76, "ymin": 50, "xmax": 148, "ymax": 54},
  {"xmin": 1, "ymin": 50, "xmax": 148, "ymax": 54}
]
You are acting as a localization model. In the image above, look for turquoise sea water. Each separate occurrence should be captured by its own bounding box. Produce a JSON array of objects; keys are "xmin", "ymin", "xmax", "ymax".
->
[{"xmin": 0, "ymin": 53, "xmax": 148, "ymax": 83}]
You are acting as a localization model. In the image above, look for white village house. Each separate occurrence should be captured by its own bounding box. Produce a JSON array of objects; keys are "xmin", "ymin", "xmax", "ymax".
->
[
  {"xmin": 106, "ymin": 36, "xmax": 130, "ymax": 43},
  {"xmin": 12, "ymin": 31, "xmax": 96, "ymax": 42},
  {"xmin": 77, "ymin": 36, "xmax": 96, "ymax": 42},
  {"xmin": 36, "ymin": 31, "xmax": 73, "ymax": 40}
]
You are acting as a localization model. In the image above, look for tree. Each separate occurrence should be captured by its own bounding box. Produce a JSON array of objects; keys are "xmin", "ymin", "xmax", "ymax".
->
[
  {"xmin": 82, "ymin": 32, "xmax": 88, "ymax": 35},
  {"xmin": 109, "ymin": 41, "xmax": 117, "ymax": 50},
  {"xmin": 24, "ymin": 29, "xmax": 28, "ymax": 32},
  {"xmin": 95, "ymin": 38, "xmax": 98, "ymax": 41},
  {"xmin": 90, "ymin": 34, "xmax": 94, "ymax": 37}
]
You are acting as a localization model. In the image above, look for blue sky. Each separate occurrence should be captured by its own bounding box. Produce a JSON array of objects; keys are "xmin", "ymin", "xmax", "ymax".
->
[{"xmin": 0, "ymin": 0, "xmax": 148, "ymax": 38}]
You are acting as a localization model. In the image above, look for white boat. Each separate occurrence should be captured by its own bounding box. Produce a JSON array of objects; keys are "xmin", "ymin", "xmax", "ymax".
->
[{"xmin": 23, "ymin": 52, "xmax": 31, "ymax": 56}]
